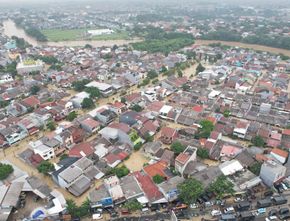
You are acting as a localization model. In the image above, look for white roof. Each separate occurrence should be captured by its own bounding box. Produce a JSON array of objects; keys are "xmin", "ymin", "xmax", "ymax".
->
[
  {"xmin": 159, "ymin": 105, "xmax": 172, "ymax": 114},
  {"xmin": 219, "ymin": 160, "xmax": 243, "ymax": 176},
  {"xmin": 74, "ymin": 91, "xmax": 90, "ymax": 99},
  {"xmin": 85, "ymin": 81, "xmax": 112, "ymax": 91},
  {"xmin": 208, "ymin": 90, "xmax": 221, "ymax": 98}
]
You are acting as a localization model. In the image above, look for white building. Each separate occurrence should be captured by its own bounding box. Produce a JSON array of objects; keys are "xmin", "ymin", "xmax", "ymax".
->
[
  {"xmin": 29, "ymin": 140, "xmax": 55, "ymax": 160},
  {"xmin": 85, "ymin": 81, "xmax": 113, "ymax": 97},
  {"xmin": 16, "ymin": 59, "xmax": 44, "ymax": 74},
  {"xmin": 71, "ymin": 92, "xmax": 90, "ymax": 108},
  {"xmin": 87, "ymin": 29, "xmax": 114, "ymax": 36}
]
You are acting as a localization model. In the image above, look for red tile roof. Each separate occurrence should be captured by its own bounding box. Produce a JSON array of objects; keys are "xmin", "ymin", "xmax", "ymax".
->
[
  {"xmin": 69, "ymin": 142, "xmax": 94, "ymax": 158},
  {"xmin": 105, "ymin": 153, "xmax": 120, "ymax": 165},
  {"xmin": 134, "ymin": 171, "xmax": 163, "ymax": 202},
  {"xmin": 271, "ymin": 148, "xmax": 288, "ymax": 159},
  {"xmin": 282, "ymin": 129, "xmax": 290, "ymax": 136},
  {"xmin": 161, "ymin": 126, "xmax": 177, "ymax": 138},
  {"xmin": 192, "ymin": 105, "xmax": 203, "ymax": 113},
  {"xmin": 176, "ymin": 153, "xmax": 190, "ymax": 165},
  {"xmin": 22, "ymin": 96, "xmax": 40, "ymax": 107},
  {"xmin": 143, "ymin": 161, "xmax": 168, "ymax": 178},
  {"xmin": 82, "ymin": 118, "xmax": 100, "ymax": 128},
  {"xmin": 109, "ymin": 122, "xmax": 131, "ymax": 133}
]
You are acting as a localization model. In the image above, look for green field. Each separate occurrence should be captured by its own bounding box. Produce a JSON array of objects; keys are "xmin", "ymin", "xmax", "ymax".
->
[{"xmin": 41, "ymin": 28, "xmax": 130, "ymax": 42}]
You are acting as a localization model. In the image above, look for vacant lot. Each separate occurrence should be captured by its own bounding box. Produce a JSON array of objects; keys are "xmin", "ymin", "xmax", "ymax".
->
[{"xmin": 41, "ymin": 29, "xmax": 130, "ymax": 42}]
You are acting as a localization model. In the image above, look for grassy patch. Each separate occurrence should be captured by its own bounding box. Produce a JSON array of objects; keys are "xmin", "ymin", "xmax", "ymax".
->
[{"xmin": 41, "ymin": 28, "xmax": 130, "ymax": 42}]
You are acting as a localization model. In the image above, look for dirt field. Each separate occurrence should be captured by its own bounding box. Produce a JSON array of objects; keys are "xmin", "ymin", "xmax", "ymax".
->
[{"xmin": 196, "ymin": 40, "xmax": 290, "ymax": 57}]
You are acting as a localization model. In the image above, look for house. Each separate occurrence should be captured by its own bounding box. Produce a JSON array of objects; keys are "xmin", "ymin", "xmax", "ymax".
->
[
  {"xmin": 143, "ymin": 141, "xmax": 163, "ymax": 158},
  {"xmin": 89, "ymin": 185, "xmax": 113, "ymax": 209},
  {"xmin": 16, "ymin": 58, "xmax": 44, "ymax": 74},
  {"xmin": 158, "ymin": 176, "xmax": 184, "ymax": 202},
  {"xmin": 260, "ymin": 160, "xmax": 286, "ymax": 187},
  {"xmin": 134, "ymin": 171, "xmax": 167, "ymax": 204},
  {"xmin": 104, "ymin": 153, "xmax": 122, "ymax": 168},
  {"xmin": 89, "ymin": 106, "xmax": 117, "ymax": 125},
  {"xmin": 0, "ymin": 125, "xmax": 28, "ymax": 146},
  {"xmin": 220, "ymin": 144, "xmax": 243, "ymax": 159},
  {"xmin": 29, "ymin": 140, "xmax": 55, "ymax": 160},
  {"xmin": 85, "ymin": 81, "xmax": 113, "ymax": 97},
  {"xmin": 175, "ymin": 146, "xmax": 197, "ymax": 175},
  {"xmin": 270, "ymin": 148, "xmax": 288, "ymax": 164},
  {"xmin": 160, "ymin": 127, "xmax": 178, "ymax": 144},
  {"xmin": 21, "ymin": 96, "xmax": 41, "ymax": 109},
  {"xmin": 80, "ymin": 118, "xmax": 101, "ymax": 134},
  {"xmin": 119, "ymin": 111, "xmax": 140, "ymax": 126},
  {"xmin": 144, "ymin": 161, "xmax": 169, "ymax": 180},
  {"xmin": 55, "ymin": 157, "xmax": 98, "ymax": 196},
  {"xmin": 99, "ymin": 127, "xmax": 133, "ymax": 147},
  {"xmin": 120, "ymin": 174, "xmax": 144, "ymax": 201},
  {"xmin": 68, "ymin": 142, "xmax": 95, "ymax": 159},
  {"xmin": 219, "ymin": 160, "xmax": 243, "ymax": 176},
  {"xmin": 71, "ymin": 92, "xmax": 90, "ymax": 108},
  {"xmin": 233, "ymin": 120, "xmax": 250, "ymax": 139},
  {"xmin": 104, "ymin": 176, "xmax": 125, "ymax": 204},
  {"xmin": 6, "ymin": 102, "xmax": 27, "ymax": 117}
]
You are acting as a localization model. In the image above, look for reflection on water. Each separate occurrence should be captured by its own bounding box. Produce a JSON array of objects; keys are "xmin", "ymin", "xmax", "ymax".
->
[{"xmin": 2, "ymin": 20, "xmax": 141, "ymax": 48}]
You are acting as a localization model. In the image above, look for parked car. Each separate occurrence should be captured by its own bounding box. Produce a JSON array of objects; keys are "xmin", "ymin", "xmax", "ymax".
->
[
  {"xmin": 224, "ymin": 207, "xmax": 235, "ymax": 214},
  {"xmin": 211, "ymin": 210, "xmax": 222, "ymax": 217},
  {"xmin": 92, "ymin": 213, "xmax": 103, "ymax": 220}
]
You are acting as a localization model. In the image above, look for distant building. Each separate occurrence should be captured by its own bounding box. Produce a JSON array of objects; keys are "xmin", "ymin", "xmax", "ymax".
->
[
  {"xmin": 87, "ymin": 29, "xmax": 114, "ymax": 36},
  {"xmin": 16, "ymin": 58, "xmax": 44, "ymax": 74}
]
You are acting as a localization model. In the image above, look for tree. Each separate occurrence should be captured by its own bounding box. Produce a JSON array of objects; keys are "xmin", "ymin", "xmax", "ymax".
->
[
  {"xmin": 109, "ymin": 165, "xmax": 130, "ymax": 178},
  {"xmin": 130, "ymin": 104, "xmax": 143, "ymax": 112},
  {"xmin": 196, "ymin": 120, "xmax": 214, "ymax": 139},
  {"xmin": 66, "ymin": 199, "xmax": 90, "ymax": 218},
  {"xmin": 134, "ymin": 142, "xmax": 143, "ymax": 151},
  {"xmin": 30, "ymin": 85, "xmax": 40, "ymax": 95},
  {"xmin": 85, "ymin": 87, "xmax": 100, "ymax": 99},
  {"xmin": 223, "ymin": 110, "xmax": 231, "ymax": 118},
  {"xmin": 81, "ymin": 98, "xmax": 95, "ymax": 109},
  {"xmin": 72, "ymin": 79, "xmax": 90, "ymax": 92},
  {"xmin": 252, "ymin": 135, "xmax": 265, "ymax": 147},
  {"xmin": 197, "ymin": 148, "xmax": 209, "ymax": 159},
  {"xmin": 144, "ymin": 132, "xmax": 154, "ymax": 142},
  {"xmin": 37, "ymin": 161, "xmax": 55, "ymax": 174},
  {"xmin": 177, "ymin": 69, "xmax": 183, "ymax": 77},
  {"xmin": 47, "ymin": 121, "xmax": 56, "ymax": 131},
  {"xmin": 84, "ymin": 44, "xmax": 92, "ymax": 49},
  {"xmin": 196, "ymin": 63, "xmax": 205, "ymax": 75},
  {"xmin": 249, "ymin": 162, "xmax": 262, "ymax": 176},
  {"xmin": 208, "ymin": 175, "xmax": 235, "ymax": 199},
  {"xmin": 182, "ymin": 84, "xmax": 190, "ymax": 91},
  {"xmin": 0, "ymin": 101, "xmax": 9, "ymax": 108},
  {"xmin": 0, "ymin": 163, "xmax": 14, "ymax": 180},
  {"xmin": 170, "ymin": 141, "xmax": 186, "ymax": 154},
  {"xmin": 123, "ymin": 199, "xmax": 142, "ymax": 212},
  {"xmin": 147, "ymin": 70, "xmax": 158, "ymax": 79},
  {"xmin": 120, "ymin": 97, "xmax": 126, "ymax": 104},
  {"xmin": 178, "ymin": 178, "xmax": 204, "ymax": 204},
  {"xmin": 66, "ymin": 111, "xmax": 78, "ymax": 121},
  {"xmin": 153, "ymin": 174, "xmax": 165, "ymax": 184}
]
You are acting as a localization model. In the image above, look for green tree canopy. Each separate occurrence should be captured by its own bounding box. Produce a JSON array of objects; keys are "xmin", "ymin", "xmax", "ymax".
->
[
  {"xmin": 85, "ymin": 87, "xmax": 100, "ymax": 99},
  {"xmin": 72, "ymin": 79, "xmax": 91, "ymax": 92},
  {"xmin": 109, "ymin": 165, "xmax": 130, "ymax": 178},
  {"xmin": 147, "ymin": 70, "xmax": 158, "ymax": 79},
  {"xmin": 196, "ymin": 63, "xmax": 205, "ymax": 75},
  {"xmin": 197, "ymin": 148, "xmax": 209, "ymax": 159},
  {"xmin": 252, "ymin": 135, "xmax": 265, "ymax": 147},
  {"xmin": 37, "ymin": 161, "xmax": 55, "ymax": 174},
  {"xmin": 195, "ymin": 120, "xmax": 214, "ymax": 139},
  {"xmin": 123, "ymin": 199, "xmax": 142, "ymax": 212},
  {"xmin": 208, "ymin": 175, "xmax": 235, "ymax": 199},
  {"xmin": 47, "ymin": 121, "xmax": 56, "ymax": 131},
  {"xmin": 170, "ymin": 141, "xmax": 186, "ymax": 154},
  {"xmin": 130, "ymin": 104, "xmax": 143, "ymax": 112},
  {"xmin": 81, "ymin": 98, "xmax": 95, "ymax": 109},
  {"xmin": 178, "ymin": 178, "xmax": 204, "ymax": 204},
  {"xmin": 249, "ymin": 162, "xmax": 262, "ymax": 176},
  {"xmin": 30, "ymin": 85, "xmax": 40, "ymax": 95},
  {"xmin": 153, "ymin": 174, "xmax": 165, "ymax": 184},
  {"xmin": 0, "ymin": 163, "xmax": 14, "ymax": 180},
  {"xmin": 66, "ymin": 111, "xmax": 78, "ymax": 121},
  {"xmin": 66, "ymin": 199, "xmax": 90, "ymax": 218}
]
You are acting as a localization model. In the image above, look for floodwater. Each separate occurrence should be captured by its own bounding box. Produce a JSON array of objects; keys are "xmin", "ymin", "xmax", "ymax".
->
[
  {"xmin": 195, "ymin": 39, "xmax": 290, "ymax": 57},
  {"xmin": 2, "ymin": 20, "xmax": 141, "ymax": 47}
]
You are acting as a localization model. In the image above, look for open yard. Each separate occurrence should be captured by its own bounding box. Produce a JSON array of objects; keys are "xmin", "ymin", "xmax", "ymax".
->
[{"xmin": 41, "ymin": 28, "xmax": 130, "ymax": 42}]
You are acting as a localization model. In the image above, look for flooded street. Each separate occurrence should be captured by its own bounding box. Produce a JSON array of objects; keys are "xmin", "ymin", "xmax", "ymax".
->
[
  {"xmin": 2, "ymin": 20, "xmax": 141, "ymax": 47},
  {"xmin": 124, "ymin": 150, "xmax": 149, "ymax": 172}
]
